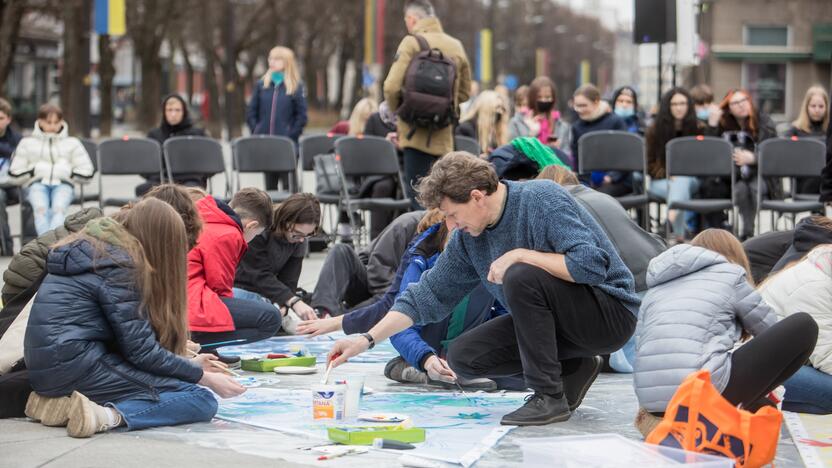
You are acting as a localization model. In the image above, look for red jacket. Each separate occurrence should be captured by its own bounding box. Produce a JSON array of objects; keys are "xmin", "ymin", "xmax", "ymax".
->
[{"xmin": 187, "ymin": 196, "xmax": 247, "ymax": 332}]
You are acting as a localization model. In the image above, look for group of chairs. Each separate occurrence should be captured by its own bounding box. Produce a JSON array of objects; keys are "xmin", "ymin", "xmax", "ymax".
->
[{"xmin": 576, "ymin": 131, "xmax": 827, "ymax": 237}]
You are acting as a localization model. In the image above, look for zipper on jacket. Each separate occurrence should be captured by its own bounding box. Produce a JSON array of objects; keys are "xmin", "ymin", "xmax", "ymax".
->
[
  {"xmin": 99, "ymin": 358, "xmax": 161, "ymax": 402},
  {"xmin": 268, "ymin": 84, "xmax": 279, "ymax": 134}
]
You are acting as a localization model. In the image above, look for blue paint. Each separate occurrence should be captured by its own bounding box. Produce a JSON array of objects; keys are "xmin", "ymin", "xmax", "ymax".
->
[{"xmin": 456, "ymin": 412, "xmax": 490, "ymax": 420}]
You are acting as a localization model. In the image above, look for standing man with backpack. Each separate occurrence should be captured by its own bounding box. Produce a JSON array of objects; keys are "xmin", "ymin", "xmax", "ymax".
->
[{"xmin": 384, "ymin": 0, "xmax": 472, "ymax": 209}]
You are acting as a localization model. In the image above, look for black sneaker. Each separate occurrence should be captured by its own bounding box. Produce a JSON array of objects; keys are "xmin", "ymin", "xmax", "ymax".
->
[
  {"xmin": 206, "ymin": 349, "xmax": 242, "ymax": 367},
  {"xmin": 384, "ymin": 357, "xmax": 427, "ymax": 384},
  {"xmin": 427, "ymin": 376, "xmax": 498, "ymax": 391},
  {"xmin": 500, "ymin": 392, "xmax": 570, "ymax": 426},
  {"xmin": 562, "ymin": 356, "xmax": 603, "ymax": 411}
]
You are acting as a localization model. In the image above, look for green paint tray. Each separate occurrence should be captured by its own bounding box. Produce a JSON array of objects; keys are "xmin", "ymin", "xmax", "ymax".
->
[
  {"xmin": 240, "ymin": 356, "xmax": 317, "ymax": 372},
  {"xmin": 327, "ymin": 425, "xmax": 426, "ymax": 445}
]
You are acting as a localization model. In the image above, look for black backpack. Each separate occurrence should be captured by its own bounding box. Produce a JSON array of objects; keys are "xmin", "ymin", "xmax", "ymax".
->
[{"xmin": 396, "ymin": 34, "xmax": 457, "ymax": 145}]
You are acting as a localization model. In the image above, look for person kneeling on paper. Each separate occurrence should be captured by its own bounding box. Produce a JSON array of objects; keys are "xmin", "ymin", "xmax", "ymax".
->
[{"xmin": 325, "ymin": 152, "xmax": 639, "ymax": 426}]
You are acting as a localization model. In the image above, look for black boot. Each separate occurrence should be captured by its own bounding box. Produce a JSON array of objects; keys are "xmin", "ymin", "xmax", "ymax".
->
[
  {"xmin": 562, "ymin": 356, "xmax": 602, "ymax": 411},
  {"xmin": 500, "ymin": 392, "xmax": 570, "ymax": 426}
]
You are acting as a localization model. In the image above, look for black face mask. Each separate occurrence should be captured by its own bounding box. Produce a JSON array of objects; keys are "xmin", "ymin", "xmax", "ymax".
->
[{"xmin": 536, "ymin": 100, "xmax": 554, "ymax": 113}]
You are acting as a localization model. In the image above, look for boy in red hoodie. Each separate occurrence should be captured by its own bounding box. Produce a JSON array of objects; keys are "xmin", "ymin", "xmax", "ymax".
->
[{"xmin": 187, "ymin": 188, "xmax": 281, "ymax": 346}]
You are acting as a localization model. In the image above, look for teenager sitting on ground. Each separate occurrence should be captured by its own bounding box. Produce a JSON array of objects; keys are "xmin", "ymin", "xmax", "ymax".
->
[
  {"xmin": 187, "ymin": 188, "xmax": 282, "ymax": 346},
  {"xmin": 234, "ymin": 193, "xmax": 321, "ymax": 333},
  {"xmin": 327, "ymin": 151, "xmax": 640, "ymax": 426},
  {"xmin": 633, "ymin": 229, "xmax": 817, "ymax": 437},
  {"xmin": 759, "ymin": 244, "xmax": 832, "ymax": 414},
  {"xmin": 23, "ymin": 199, "xmax": 244, "ymax": 437}
]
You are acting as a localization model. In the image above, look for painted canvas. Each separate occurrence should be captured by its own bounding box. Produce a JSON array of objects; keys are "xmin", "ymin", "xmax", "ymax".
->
[
  {"xmin": 216, "ymin": 387, "xmax": 529, "ymax": 466},
  {"xmin": 216, "ymin": 332, "xmax": 398, "ymax": 364},
  {"xmin": 784, "ymin": 411, "xmax": 832, "ymax": 468}
]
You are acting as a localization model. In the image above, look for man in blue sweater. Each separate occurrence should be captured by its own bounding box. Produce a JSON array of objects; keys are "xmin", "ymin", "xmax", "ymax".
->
[{"xmin": 329, "ymin": 151, "xmax": 639, "ymax": 426}]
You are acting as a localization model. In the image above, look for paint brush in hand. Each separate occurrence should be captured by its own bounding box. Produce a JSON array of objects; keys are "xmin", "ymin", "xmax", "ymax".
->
[
  {"xmin": 188, "ymin": 349, "xmax": 243, "ymax": 378},
  {"xmin": 321, "ymin": 352, "xmax": 341, "ymax": 384},
  {"xmin": 437, "ymin": 359, "xmax": 476, "ymax": 405}
]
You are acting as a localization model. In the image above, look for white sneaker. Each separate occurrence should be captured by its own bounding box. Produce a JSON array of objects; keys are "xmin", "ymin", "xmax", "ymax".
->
[
  {"xmin": 282, "ymin": 310, "xmax": 302, "ymax": 335},
  {"xmin": 66, "ymin": 391, "xmax": 122, "ymax": 438}
]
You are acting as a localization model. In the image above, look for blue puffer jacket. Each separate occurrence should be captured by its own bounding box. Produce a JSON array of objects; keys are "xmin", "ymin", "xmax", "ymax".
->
[
  {"xmin": 246, "ymin": 80, "xmax": 308, "ymax": 143},
  {"xmin": 24, "ymin": 237, "xmax": 203, "ymax": 403}
]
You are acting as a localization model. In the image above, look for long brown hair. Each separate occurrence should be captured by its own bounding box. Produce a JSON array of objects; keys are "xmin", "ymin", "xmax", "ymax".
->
[
  {"xmin": 272, "ymin": 193, "xmax": 321, "ymax": 236},
  {"xmin": 142, "ymin": 184, "xmax": 203, "ymax": 250},
  {"xmin": 793, "ymin": 85, "xmax": 830, "ymax": 134},
  {"xmin": 690, "ymin": 228, "xmax": 754, "ymax": 285}
]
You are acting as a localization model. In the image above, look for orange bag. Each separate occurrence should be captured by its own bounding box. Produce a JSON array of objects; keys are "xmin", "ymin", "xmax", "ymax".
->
[{"xmin": 645, "ymin": 370, "xmax": 782, "ymax": 468}]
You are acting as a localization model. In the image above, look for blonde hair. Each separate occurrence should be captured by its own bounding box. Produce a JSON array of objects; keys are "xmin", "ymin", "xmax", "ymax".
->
[
  {"xmin": 460, "ymin": 90, "xmax": 508, "ymax": 153},
  {"xmin": 792, "ymin": 85, "xmax": 829, "ymax": 134},
  {"xmin": 262, "ymin": 46, "xmax": 301, "ymax": 95},
  {"xmin": 690, "ymin": 229, "xmax": 754, "ymax": 285},
  {"xmin": 348, "ymin": 98, "xmax": 378, "ymax": 136},
  {"xmin": 536, "ymin": 165, "xmax": 579, "ymax": 185}
]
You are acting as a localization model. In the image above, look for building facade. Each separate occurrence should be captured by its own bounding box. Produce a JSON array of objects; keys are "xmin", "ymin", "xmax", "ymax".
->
[{"xmin": 696, "ymin": 0, "xmax": 832, "ymax": 121}]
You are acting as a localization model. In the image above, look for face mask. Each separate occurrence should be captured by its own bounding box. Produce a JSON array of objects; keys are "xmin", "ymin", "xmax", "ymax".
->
[
  {"xmin": 536, "ymin": 100, "xmax": 554, "ymax": 113},
  {"xmin": 271, "ymin": 71, "xmax": 285, "ymax": 85},
  {"xmin": 614, "ymin": 107, "xmax": 635, "ymax": 118},
  {"xmin": 696, "ymin": 108, "xmax": 710, "ymax": 120}
]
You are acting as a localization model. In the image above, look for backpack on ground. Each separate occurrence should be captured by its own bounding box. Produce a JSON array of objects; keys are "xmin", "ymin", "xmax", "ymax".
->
[{"xmin": 396, "ymin": 34, "xmax": 457, "ymax": 145}]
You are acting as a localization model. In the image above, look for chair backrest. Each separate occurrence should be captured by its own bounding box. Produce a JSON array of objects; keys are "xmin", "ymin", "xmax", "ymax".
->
[
  {"xmin": 666, "ymin": 136, "xmax": 734, "ymax": 178},
  {"xmin": 454, "ymin": 135, "xmax": 481, "ymax": 155},
  {"xmin": 80, "ymin": 138, "xmax": 99, "ymax": 172},
  {"xmin": 98, "ymin": 137, "xmax": 163, "ymax": 176},
  {"xmin": 577, "ymin": 130, "xmax": 645, "ymax": 174},
  {"xmin": 757, "ymin": 137, "xmax": 826, "ymax": 178},
  {"xmin": 334, "ymin": 135, "xmax": 400, "ymax": 178},
  {"xmin": 300, "ymin": 134, "xmax": 338, "ymax": 171},
  {"xmin": 232, "ymin": 135, "xmax": 296, "ymax": 173},
  {"xmin": 163, "ymin": 136, "xmax": 226, "ymax": 181}
]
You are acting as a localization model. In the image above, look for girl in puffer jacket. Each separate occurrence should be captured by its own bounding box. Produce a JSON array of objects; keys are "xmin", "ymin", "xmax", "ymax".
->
[
  {"xmin": 759, "ymin": 245, "xmax": 832, "ymax": 414},
  {"xmin": 633, "ymin": 229, "xmax": 818, "ymax": 437},
  {"xmin": 9, "ymin": 104, "xmax": 94, "ymax": 235},
  {"xmin": 23, "ymin": 199, "xmax": 245, "ymax": 438}
]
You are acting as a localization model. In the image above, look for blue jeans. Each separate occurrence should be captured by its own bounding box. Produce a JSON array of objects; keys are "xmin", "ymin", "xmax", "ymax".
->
[
  {"xmin": 27, "ymin": 182, "xmax": 74, "ymax": 235},
  {"xmin": 190, "ymin": 296, "xmax": 282, "ymax": 347},
  {"xmin": 783, "ymin": 365, "xmax": 832, "ymax": 415},
  {"xmin": 110, "ymin": 383, "xmax": 217, "ymax": 431},
  {"xmin": 232, "ymin": 287, "xmax": 269, "ymax": 303},
  {"xmin": 649, "ymin": 177, "xmax": 700, "ymax": 236}
]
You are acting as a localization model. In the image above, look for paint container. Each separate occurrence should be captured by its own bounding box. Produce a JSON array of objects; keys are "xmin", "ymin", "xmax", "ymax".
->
[
  {"xmin": 312, "ymin": 384, "xmax": 346, "ymax": 420},
  {"xmin": 343, "ymin": 376, "xmax": 365, "ymax": 419}
]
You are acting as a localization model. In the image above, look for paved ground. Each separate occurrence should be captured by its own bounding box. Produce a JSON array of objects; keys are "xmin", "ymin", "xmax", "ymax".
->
[{"xmin": 0, "ymin": 144, "xmax": 809, "ymax": 467}]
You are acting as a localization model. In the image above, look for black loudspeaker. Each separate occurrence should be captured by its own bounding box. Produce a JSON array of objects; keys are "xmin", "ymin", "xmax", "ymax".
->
[{"xmin": 634, "ymin": 0, "xmax": 677, "ymax": 44}]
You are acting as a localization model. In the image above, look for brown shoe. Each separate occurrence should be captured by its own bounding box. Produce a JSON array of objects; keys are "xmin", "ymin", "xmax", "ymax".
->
[
  {"xmin": 634, "ymin": 407, "xmax": 663, "ymax": 438},
  {"xmin": 24, "ymin": 392, "xmax": 72, "ymax": 427},
  {"xmin": 66, "ymin": 391, "xmax": 120, "ymax": 438}
]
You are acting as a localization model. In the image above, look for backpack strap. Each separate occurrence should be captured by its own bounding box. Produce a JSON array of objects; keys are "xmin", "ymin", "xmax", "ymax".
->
[{"xmin": 410, "ymin": 34, "xmax": 430, "ymax": 52}]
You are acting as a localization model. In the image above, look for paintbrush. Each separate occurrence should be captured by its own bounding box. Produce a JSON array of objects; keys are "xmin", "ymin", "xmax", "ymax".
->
[
  {"xmin": 188, "ymin": 349, "xmax": 243, "ymax": 378},
  {"xmin": 437, "ymin": 359, "xmax": 476, "ymax": 405},
  {"xmin": 321, "ymin": 352, "xmax": 340, "ymax": 384}
]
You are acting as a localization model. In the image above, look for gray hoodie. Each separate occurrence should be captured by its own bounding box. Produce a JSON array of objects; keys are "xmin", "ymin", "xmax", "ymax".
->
[{"xmin": 633, "ymin": 244, "xmax": 777, "ymax": 413}]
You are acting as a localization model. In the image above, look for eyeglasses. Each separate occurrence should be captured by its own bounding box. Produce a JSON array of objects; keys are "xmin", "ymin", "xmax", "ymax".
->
[
  {"xmin": 729, "ymin": 97, "xmax": 749, "ymax": 107},
  {"xmin": 289, "ymin": 229, "xmax": 314, "ymax": 241}
]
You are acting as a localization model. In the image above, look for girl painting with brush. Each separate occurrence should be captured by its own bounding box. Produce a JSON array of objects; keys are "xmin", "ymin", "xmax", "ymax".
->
[{"xmin": 23, "ymin": 199, "xmax": 245, "ymax": 437}]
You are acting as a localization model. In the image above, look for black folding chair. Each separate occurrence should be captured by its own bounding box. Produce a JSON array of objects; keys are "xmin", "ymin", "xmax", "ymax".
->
[
  {"xmin": 300, "ymin": 134, "xmax": 342, "ymax": 239},
  {"xmin": 163, "ymin": 136, "xmax": 228, "ymax": 197},
  {"xmin": 756, "ymin": 138, "xmax": 826, "ymax": 232},
  {"xmin": 232, "ymin": 135, "xmax": 298, "ymax": 202},
  {"xmin": 578, "ymin": 130, "xmax": 649, "ymax": 228},
  {"xmin": 665, "ymin": 136, "xmax": 737, "ymax": 238},
  {"xmin": 454, "ymin": 135, "xmax": 481, "ymax": 155},
  {"xmin": 77, "ymin": 138, "xmax": 99, "ymax": 206},
  {"xmin": 334, "ymin": 135, "xmax": 411, "ymax": 245},
  {"xmin": 98, "ymin": 137, "xmax": 163, "ymax": 208}
]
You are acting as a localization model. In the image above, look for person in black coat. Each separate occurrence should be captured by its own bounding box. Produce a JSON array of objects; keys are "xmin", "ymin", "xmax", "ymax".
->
[
  {"xmin": 136, "ymin": 94, "xmax": 207, "ymax": 196},
  {"xmin": 23, "ymin": 200, "xmax": 244, "ymax": 437},
  {"xmin": 234, "ymin": 193, "xmax": 321, "ymax": 330},
  {"xmin": 0, "ymin": 98, "xmax": 22, "ymax": 255}
]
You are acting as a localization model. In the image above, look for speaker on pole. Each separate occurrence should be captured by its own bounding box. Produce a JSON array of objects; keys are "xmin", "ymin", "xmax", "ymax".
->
[{"xmin": 634, "ymin": 0, "xmax": 677, "ymax": 44}]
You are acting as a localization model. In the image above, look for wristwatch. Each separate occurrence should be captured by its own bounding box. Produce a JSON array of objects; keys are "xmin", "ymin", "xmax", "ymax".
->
[{"xmin": 360, "ymin": 332, "xmax": 376, "ymax": 350}]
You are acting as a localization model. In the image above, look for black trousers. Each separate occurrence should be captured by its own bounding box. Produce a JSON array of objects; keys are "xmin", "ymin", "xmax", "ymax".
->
[
  {"xmin": 722, "ymin": 312, "xmax": 818, "ymax": 409},
  {"xmin": 190, "ymin": 296, "xmax": 282, "ymax": 346},
  {"xmin": 402, "ymin": 147, "xmax": 436, "ymax": 211},
  {"xmin": 447, "ymin": 263, "xmax": 636, "ymax": 395},
  {"xmin": 0, "ymin": 363, "xmax": 30, "ymax": 418},
  {"xmin": 309, "ymin": 244, "xmax": 371, "ymax": 316}
]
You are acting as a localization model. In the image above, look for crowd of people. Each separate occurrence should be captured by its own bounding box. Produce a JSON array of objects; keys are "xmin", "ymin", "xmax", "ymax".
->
[{"xmin": 0, "ymin": 0, "xmax": 829, "ymax": 455}]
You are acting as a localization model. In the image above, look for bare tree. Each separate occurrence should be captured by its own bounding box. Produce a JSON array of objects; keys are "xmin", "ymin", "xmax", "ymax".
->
[
  {"xmin": 0, "ymin": 0, "xmax": 29, "ymax": 93},
  {"xmin": 98, "ymin": 34, "xmax": 115, "ymax": 136}
]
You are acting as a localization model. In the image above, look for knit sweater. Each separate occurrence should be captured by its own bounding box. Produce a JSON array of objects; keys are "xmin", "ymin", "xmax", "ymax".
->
[{"xmin": 392, "ymin": 180, "xmax": 640, "ymax": 325}]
